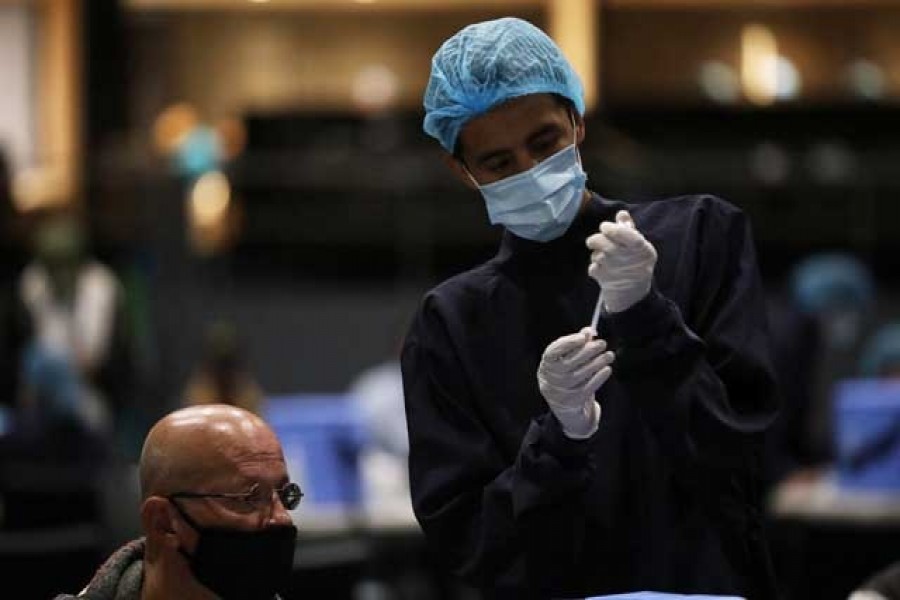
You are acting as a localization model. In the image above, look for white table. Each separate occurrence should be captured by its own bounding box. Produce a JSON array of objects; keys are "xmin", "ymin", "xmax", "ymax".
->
[{"xmin": 769, "ymin": 471, "xmax": 900, "ymax": 525}]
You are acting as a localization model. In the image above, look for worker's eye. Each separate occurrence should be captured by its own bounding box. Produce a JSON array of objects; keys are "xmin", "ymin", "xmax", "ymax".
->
[
  {"xmin": 531, "ymin": 134, "xmax": 562, "ymax": 158},
  {"xmin": 482, "ymin": 156, "xmax": 512, "ymax": 174}
]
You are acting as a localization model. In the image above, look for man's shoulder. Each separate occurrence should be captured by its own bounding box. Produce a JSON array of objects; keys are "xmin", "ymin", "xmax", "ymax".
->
[
  {"xmin": 420, "ymin": 261, "xmax": 500, "ymax": 307},
  {"xmin": 615, "ymin": 193, "xmax": 749, "ymax": 246},
  {"xmin": 628, "ymin": 193, "xmax": 745, "ymax": 223}
]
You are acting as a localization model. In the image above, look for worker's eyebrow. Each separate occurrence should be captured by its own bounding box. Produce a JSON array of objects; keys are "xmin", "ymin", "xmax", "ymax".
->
[
  {"xmin": 471, "ymin": 122, "xmax": 564, "ymax": 167},
  {"xmin": 472, "ymin": 146, "xmax": 512, "ymax": 167}
]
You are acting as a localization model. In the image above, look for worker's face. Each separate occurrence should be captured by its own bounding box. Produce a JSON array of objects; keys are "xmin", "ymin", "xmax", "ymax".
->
[{"xmin": 452, "ymin": 93, "xmax": 585, "ymax": 186}]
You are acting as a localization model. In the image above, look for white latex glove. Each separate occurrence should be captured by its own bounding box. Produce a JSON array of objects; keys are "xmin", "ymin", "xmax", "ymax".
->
[
  {"xmin": 848, "ymin": 593, "xmax": 889, "ymax": 600},
  {"xmin": 537, "ymin": 327, "xmax": 615, "ymax": 439},
  {"xmin": 586, "ymin": 210, "xmax": 658, "ymax": 313}
]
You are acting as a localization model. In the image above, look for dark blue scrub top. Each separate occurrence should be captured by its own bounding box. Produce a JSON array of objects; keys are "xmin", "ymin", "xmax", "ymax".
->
[{"xmin": 402, "ymin": 193, "xmax": 780, "ymax": 600}]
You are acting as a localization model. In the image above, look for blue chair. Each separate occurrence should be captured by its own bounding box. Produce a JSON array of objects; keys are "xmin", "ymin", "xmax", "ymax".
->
[{"xmin": 264, "ymin": 394, "xmax": 366, "ymax": 508}]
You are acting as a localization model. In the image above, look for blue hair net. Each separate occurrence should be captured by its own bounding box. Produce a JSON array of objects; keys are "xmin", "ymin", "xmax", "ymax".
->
[
  {"xmin": 790, "ymin": 253, "xmax": 875, "ymax": 315},
  {"xmin": 423, "ymin": 17, "xmax": 585, "ymax": 153},
  {"xmin": 859, "ymin": 323, "xmax": 900, "ymax": 377}
]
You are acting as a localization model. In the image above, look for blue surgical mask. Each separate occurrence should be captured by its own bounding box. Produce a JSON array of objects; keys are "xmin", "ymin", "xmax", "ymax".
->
[{"xmin": 467, "ymin": 125, "xmax": 586, "ymax": 242}]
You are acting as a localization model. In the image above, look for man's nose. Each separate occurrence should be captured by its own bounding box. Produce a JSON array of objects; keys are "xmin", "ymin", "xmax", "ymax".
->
[{"xmin": 513, "ymin": 149, "xmax": 540, "ymax": 174}]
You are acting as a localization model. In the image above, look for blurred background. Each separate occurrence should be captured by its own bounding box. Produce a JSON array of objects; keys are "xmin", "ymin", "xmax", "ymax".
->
[{"xmin": 3, "ymin": 0, "xmax": 900, "ymax": 598}]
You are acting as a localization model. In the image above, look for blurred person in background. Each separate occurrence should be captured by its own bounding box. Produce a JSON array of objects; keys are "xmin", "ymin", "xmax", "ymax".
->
[
  {"xmin": 764, "ymin": 252, "xmax": 877, "ymax": 489},
  {"xmin": 182, "ymin": 320, "xmax": 264, "ymax": 415},
  {"xmin": 0, "ymin": 147, "xmax": 26, "ymax": 278},
  {"xmin": 348, "ymin": 345, "xmax": 441, "ymax": 600},
  {"xmin": 349, "ymin": 343, "xmax": 409, "ymax": 510},
  {"xmin": 857, "ymin": 322, "xmax": 900, "ymax": 380},
  {"xmin": 842, "ymin": 326, "xmax": 900, "ymax": 600},
  {"xmin": 402, "ymin": 17, "xmax": 779, "ymax": 599},
  {"xmin": 8, "ymin": 212, "xmax": 134, "ymax": 451},
  {"xmin": 0, "ymin": 148, "xmax": 24, "ymax": 430},
  {"xmin": 53, "ymin": 403, "xmax": 301, "ymax": 600}
]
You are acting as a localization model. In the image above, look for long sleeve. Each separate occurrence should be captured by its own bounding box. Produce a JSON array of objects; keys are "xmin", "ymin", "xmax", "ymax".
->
[
  {"xmin": 604, "ymin": 197, "xmax": 778, "ymax": 478},
  {"xmin": 601, "ymin": 198, "xmax": 780, "ymax": 599},
  {"xmin": 402, "ymin": 295, "xmax": 616, "ymax": 596},
  {"xmin": 401, "ymin": 194, "xmax": 781, "ymax": 599}
]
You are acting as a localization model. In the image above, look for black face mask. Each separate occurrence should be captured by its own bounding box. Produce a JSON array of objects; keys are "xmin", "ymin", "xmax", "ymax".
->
[{"xmin": 169, "ymin": 498, "xmax": 297, "ymax": 600}]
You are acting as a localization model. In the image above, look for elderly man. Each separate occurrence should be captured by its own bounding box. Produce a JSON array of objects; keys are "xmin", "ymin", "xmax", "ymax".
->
[
  {"xmin": 54, "ymin": 404, "xmax": 302, "ymax": 600},
  {"xmin": 401, "ymin": 17, "xmax": 780, "ymax": 600}
]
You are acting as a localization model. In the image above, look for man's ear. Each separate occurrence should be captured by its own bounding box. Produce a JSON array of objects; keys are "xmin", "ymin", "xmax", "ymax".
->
[
  {"xmin": 441, "ymin": 151, "xmax": 479, "ymax": 191},
  {"xmin": 141, "ymin": 497, "xmax": 181, "ymax": 549}
]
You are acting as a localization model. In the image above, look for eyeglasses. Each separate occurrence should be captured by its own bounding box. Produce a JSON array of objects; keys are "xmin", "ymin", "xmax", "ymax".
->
[{"xmin": 169, "ymin": 482, "xmax": 304, "ymax": 511}]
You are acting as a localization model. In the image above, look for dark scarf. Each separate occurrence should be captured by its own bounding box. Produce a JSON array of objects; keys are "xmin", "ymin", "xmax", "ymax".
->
[
  {"xmin": 54, "ymin": 538, "xmax": 144, "ymax": 600},
  {"xmin": 53, "ymin": 537, "xmax": 287, "ymax": 599}
]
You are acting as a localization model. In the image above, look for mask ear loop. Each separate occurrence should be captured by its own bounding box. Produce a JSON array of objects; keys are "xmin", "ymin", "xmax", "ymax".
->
[
  {"xmin": 463, "ymin": 165, "xmax": 481, "ymax": 189},
  {"xmin": 570, "ymin": 110, "xmax": 583, "ymax": 167},
  {"xmin": 166, "ymin": 497, "xmax": 203, "ymax": 562}
]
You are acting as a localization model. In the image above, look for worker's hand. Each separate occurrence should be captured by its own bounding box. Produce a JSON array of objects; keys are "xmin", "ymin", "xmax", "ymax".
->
[
  {"xmin": 537, "ymin": 327, "xmax": 615, "ymax": 439},
  {"xmin": 586, "ymin": 210, "xmax": 657, "ymax": 313}
]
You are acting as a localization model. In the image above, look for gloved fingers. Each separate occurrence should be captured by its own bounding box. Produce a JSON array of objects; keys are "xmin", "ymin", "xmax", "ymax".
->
[
  {"xmin": 543, "ymin": 351, "xmax": 613, "ymax": 392},
  {"xmin": 539, "ymin": 382, "xmax": 584, "ymax": 408},
  {"xmin": 587, "ymin": 228, "xmax": 643, "ymax": 256},
  {"xmin": 590, "ymin": 241, "xmax": 655, "ymax": 274},
  {"xmin": 616, "ymin": 210, "xmax": 635, "ymax": 227},
  {"xmin": 541, "ymin": 356, "xmax": 596, "ymax": 387},
  {"xmin": 569, "ymin": 350, "xmax": 615, "ymax": 385},
  {"xmin": 592, "ymin": 250, "xmax": 645, "ymax": 272},
  {"xmin": 542, "ymin": 331, "xmax": 591, "ymax": 363},
  {"xmin": 585, "ymin": 232, "xmax": 619, "ymax": 253},
  {"xmin": 561, "ymin": 337, "xmax": 606, "ymax": 367},
  {"xmin": 589, "ymin": 256, "xmax": 653, "ymax": 282},
  {"xmin": 599, "ymin": 221, "xmax": 644, "ymax": 247},
  {"xmin": 584, "ymin": 365, "xmax": 613, "ymax": 396},
  {"xmin": 591, "ymin": 248, "xmax": 644, "ymax": 272},
  {"xmin": 598, "ymin": 244, "xmax": 657, "ymax": 270},
  {"xmin": 540, "ymin": 371, "xmax": 583, "ymax": 392},
  {"xmin": 538, "ymin": 375, "xmax": 566, "ymax": 397}
]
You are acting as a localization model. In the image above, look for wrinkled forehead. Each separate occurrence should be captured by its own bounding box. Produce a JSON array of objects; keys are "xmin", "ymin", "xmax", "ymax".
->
[{"xmin": 190, "ymin": 420, "xmax": 287, "ymax": 487}]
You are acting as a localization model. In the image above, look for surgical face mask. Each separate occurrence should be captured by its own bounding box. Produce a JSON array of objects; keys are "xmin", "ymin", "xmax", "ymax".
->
[
  {"xmin": 170, "ymin": 499, "xmax": 297, "ymax": 600},
  {"xmin": 467, "ymin": 119, "xmax": 586, "ymax": 242}
]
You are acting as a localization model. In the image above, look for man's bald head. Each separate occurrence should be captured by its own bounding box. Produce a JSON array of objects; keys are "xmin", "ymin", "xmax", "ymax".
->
[{"xmin": 139, "ymin": 404, "xmax": 281, "ymax": 500}]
